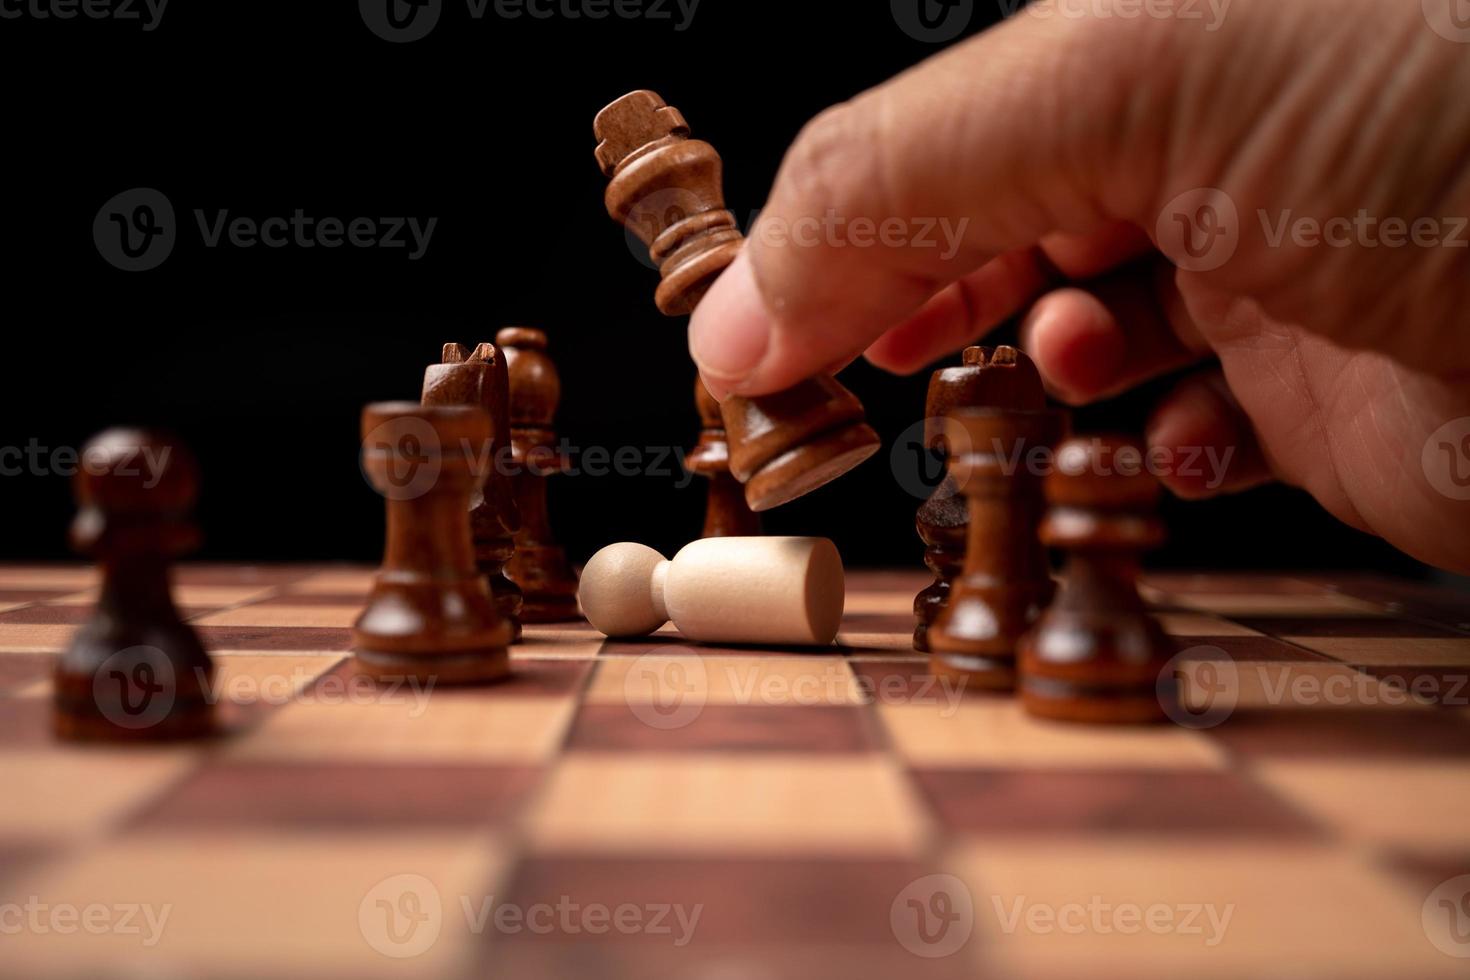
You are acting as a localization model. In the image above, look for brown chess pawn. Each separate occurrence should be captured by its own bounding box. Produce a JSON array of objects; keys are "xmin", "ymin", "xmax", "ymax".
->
[
  {"xmin": 496, "ymin": 327, "xmax": 582, "ymax": 622},
  {"xmin": 354, "ymin": 402, "xmax": 513, "ymax": 684},
  {"xmin": 422, "ymin": 342, "xmax": 525, "ymax": 642},
  {"xmin": 685, "ymin": 375, "xmax": 761, "ymax": 538},
  {"xmin": 1020, "ymin": 436, "xmax": 1174, "ymax": 724},
  {"xmin": 913, "ymin": 346, "xmax": 1045, "ymax": 651},
  {"xmin": 53, "ymin": 429, "xmax": 214, "ymax": 741},
  {"xmin": 595, "ymin": 89, "xmax": 881, "ymax": 512},
  {"xmin": 929, "ymin": 408, "xmax": 1065, "ymax": 689}
]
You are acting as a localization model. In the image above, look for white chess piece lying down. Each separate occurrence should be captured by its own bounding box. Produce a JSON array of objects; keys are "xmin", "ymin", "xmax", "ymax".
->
[{"xmin": 577, "ymin": 537, "xmax": 845, "ymax": 646}]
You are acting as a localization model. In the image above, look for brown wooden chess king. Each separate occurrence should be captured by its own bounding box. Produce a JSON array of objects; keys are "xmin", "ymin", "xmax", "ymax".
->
[
  {"xmin": 595, "ymin": 89, "xmax": 880, "ymax": 512},
  {"xmin": 913, "ymin": 346, "xmax": 1045, "ymax": 652},
  {"xmin": 53, "ymin": 429, "xmax": 215, "ymax": 741},
  {"xmin": 929, "ymin": 407, "xmax": 1064, "ymax": 688},
  {"xmin": 685, "ymin": 375, "xmax": 761, "ymax": 538},
  {"xmin": 497, "ymin": 327, "xmax": 581, "ymax": 622},
  {"xmin": 353, "ymin": 402, "xmax": 513, "ymax": 684},
  {"xmin": 422, "ymin": 342, "xmax": 525, "ymax": 641},
  {"xmin": 1019, "ymin": 436, "xmax": 1175, "ymax": 724}
]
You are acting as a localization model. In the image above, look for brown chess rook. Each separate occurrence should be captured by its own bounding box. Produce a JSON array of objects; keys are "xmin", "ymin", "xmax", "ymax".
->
[
  {"xmin": 913, "ymin": 346, "xmax": 1045, "ymax": 652},
  {"xmin": 595, "ymin": 89, "xmax": 880, "ymax": 512},
  {"xmin": 686, "ymin": 375, "xmax": 761, "ymax": 538},
  {"xmin": 496, "ymin": 327, "xmax": 582, "ymax": 622},
  {"xmin": 354, "ymin": 402, "xmax": 513, "ymax": 683},
  {"xmin": 53, "ymin": 429, "xmax": 214, "ymax": 741},
  {"xmin": 422, "ymin": 341, "xmax": 525, "ymax": 642},
  {"xmin": 1020, "ymin": 436, "xmax": 1175, "ymax": 724},
  {"xmin": 929, "ymin": 408, "xmax": 1065, "ymax": 689}
]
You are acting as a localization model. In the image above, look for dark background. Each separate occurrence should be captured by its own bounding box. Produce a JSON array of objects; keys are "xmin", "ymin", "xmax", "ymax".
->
[{"xmin": 0, "ymin": 0, "xmax": 1434, "ymax": 579}]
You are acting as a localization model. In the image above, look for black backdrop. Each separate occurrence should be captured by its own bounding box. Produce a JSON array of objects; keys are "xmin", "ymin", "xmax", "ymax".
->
[{"xmin": 0, "ymin": 0, "xmax": 1428, "ymax": 577}]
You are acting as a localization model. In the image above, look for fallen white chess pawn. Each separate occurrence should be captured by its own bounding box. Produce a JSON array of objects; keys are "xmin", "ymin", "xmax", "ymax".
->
[{"xmin": 578, "ymin": 537, "xmax": 845, "ymax": 646}]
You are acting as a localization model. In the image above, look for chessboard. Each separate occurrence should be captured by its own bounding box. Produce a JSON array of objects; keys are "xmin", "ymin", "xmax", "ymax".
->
[{"xmin": 2, "ymin": 563, "xmax": 1470, "ymax": 979}]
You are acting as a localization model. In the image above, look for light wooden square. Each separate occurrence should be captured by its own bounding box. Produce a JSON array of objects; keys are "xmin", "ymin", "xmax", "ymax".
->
[
  {"xmin": 1151, "ymin": 612, "xmax": 1262, "ymax": 638},
  {"xmin": 880, "ymin": 699, "xmax": 1226, "ymax": 769},
  {"xmin": 1283, "ymin": 636, "xmax": 1470, "ymax": 667},
  {"xmin": 0, "ymin": 831, "xmax": 507, "ymax": 978},
  {"xmin": 1176, "ymin": 660, "xmax": 1423, "ymax": 712},
  {"xmin": 210, "ymin": 655, "xmax": 344, "ymax": 707},
  {"xmin": 587, "ymin": 655, "xmax": 862, "ymax": 707},
  {"xmin": 0, "ymin": 749, "xmax": 202, "ymax": 843},
  {"xmin": 526, "ymin": 754, "xmax": 928, "ymax": 856},
  {"xmin": 0, "ymin": 623, "xmax": 77, "ymax": 653},
  {"xmin": 837, "ymin": 631, "xmax": 916, "ymax": 653},
  {"xmin": 0, "ymin": 568, "xmax": 97, "ymax": 589},
  {"xmin": 843, "ymin": 591, "xmax": 912, "ymax": 615},
  {"xmin": 192, "ymin": 604, "xmax": 361, "ymax": 628},
  {"xmin": 227, "ymin": 694, "xmax": 574, "ymax": 764},
  {"xmin": 1176, "ymin": 593, "xmax": 1384, "ymax": 617},
  {"xmin": 286, "ymin": 569, "xmax": 378, "ymax": 595},
  {"xmin": 1253, "ymin": 760, "xmax": 1470, "ymax": 854},
  {"xmin": 948, "ymin": 841, "xmax": 1457, "ymax": 979}
]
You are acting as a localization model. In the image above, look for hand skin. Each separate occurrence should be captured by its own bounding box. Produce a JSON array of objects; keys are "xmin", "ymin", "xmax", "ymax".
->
[{"xmin": 688, "ymin": 0, "xmax": 1470, "ymax": 574}]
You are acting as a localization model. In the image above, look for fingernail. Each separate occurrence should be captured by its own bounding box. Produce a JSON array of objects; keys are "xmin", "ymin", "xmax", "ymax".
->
[{"xmin": 689, "ymin": 251, "xmax": 772, "ymax": 387}]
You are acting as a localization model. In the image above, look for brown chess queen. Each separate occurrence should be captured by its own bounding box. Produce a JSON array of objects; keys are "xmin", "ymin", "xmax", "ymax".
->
[
  {"xmin": 595, "ymin": 89, "xmax": 880, "ymax": 513},
  {"xmin": 1019, "ymin": 435, "xmax": 1175, "ymax": 724},
  {"xmin": 353, "ymin": 402, "xmax": 513, "ymax": 684}
]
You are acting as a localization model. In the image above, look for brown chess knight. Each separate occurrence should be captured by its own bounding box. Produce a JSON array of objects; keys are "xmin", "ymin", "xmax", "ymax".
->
[{"xmin": 595, "ymin": 90, "xmax": 881, "ymax": 513}]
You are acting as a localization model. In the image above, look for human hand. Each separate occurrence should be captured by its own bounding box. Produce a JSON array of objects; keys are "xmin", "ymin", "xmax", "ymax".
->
[{"xmin": 688, "ymin": 0, "xmax": 1470, "ymax": 572}]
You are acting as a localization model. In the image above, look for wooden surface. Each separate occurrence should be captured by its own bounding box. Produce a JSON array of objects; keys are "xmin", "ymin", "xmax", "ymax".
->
[{"xmin": 2, "ymin": 564, "xmax": 1470, "ymax": 978}]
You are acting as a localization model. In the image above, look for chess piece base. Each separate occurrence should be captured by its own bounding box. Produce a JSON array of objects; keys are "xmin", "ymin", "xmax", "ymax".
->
[
  {"xmin": 353, "ymin": 646, "xmax": 511, "ymax": 685},
  {"xmin": 743, "ymin": 420, "xmax": 880, "ymax": 513},
  {"xmin": 1019, "ymin": 678, "xmax": 1169, "ymax": 724}
]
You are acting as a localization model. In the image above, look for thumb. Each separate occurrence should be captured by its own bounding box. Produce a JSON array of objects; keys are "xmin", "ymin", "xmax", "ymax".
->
[{"xmin": 689, "ymin": 5, "xmax": 1203, "ymax": 397}]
